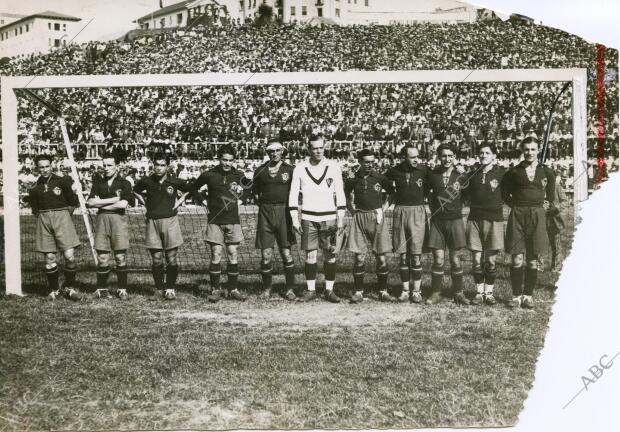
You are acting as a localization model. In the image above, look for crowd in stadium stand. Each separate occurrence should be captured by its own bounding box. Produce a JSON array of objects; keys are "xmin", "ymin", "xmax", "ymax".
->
[{"xmin": 1, "ymin": 19, "xmax": 618, "ymax": 208}]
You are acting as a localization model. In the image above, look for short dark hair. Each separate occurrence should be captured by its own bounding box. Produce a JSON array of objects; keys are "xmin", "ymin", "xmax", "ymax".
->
[
  {"xmin": 357, "ymin": 148, "xmax": 375, "ymax": 161},
  {"xmin": 400, "ymin": 145, "xmax": 418, "ymax": 157},
  {"xmin": 101, "ymin": 152, "xmax": 121, "ymax": 165},
  {"xmin": 521, "ymin": 136, "xmax": 539, "ymax": 147},
  {"xmin": 35, "ymin": 154, "xmax": 53, "ymax": 166},
  {"xmin": 152, "ymin": 152, "xmax": 171, "ymax": 165},
  {"xmin": 478, "ymin": 142, "xmax": 497, "ymax": 155},
  {"xmin": 217, "ymin": 144, "xmax": 236, "ymax": 159},
  {"xmin": 436, "ymin": 143, "xmax": 456, "ymax": 156}
]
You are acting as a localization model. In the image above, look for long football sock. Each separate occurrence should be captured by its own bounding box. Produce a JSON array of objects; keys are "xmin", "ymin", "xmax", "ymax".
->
[
  {"xmin": 376, "ymin": 263, "xmax": 388, "ymax": 292},
  {"xmin": 399, "ymin": 263, "xmax": 410, "ymax": 292},
  {"xmin": 209, "ymin": 262, "xmax": 221, "ymax": 290},
  {"xmin": 261, "ymin": 262, "xmax": 273, "ymax": 290},
  {"xmin": 166, "ymin": 264, "xmax": 179, "ymax": 289},
  {"xmin": 411, "ymin": 264, "xmax": 423, "ymax": 292},
  {"xmin": 116, "ymin": 265, "xmax": 128, "ymax": 289},
  {"xmin": 451, "ymin": 265, "xmax": 464, "ymax": 294},
  {"xmin": 524, "ymin": 267, "xmax": 538, "ymax": 296},
  {"xmin": 64, "ymin": 262, "xmax": 77, "ymax": 287},
  {"xmin": 473, "ymin": 264, "xmax": 484, "ymax": 294},
  {"xmin": 284, "ymin": 259, "xmax": 295, "ymax": 290},
  {"xmin": 96, "ymin": 265, "xmax": 111, "ymax": 288},
  {"xmin": 431, "ymin": 264, "xmax": 444, "ymax": 294},
  {"xmin": 353, "ymin": 263, "xmax": 365, "ymax": 292},
  {"xmin": 484, "ymin": 264, "xmax": 496, "ymax": 294},
  {"xmin": 227, "ymin": 263, "xmax": 239, "ymax": 291},
  {"xmin": 510, "ymin": 265, "xmax": 524, "ymax": 297},
  {"xmin": 305, "ymin": 262, "xmax": 317, "ymax": 291},
  {"xmin": 45, "ymin": 265, "xmax": 59, "ymax": 292},
  {"xmin": 152, "ymin": 264, "xmax": 165, "ymax": 290}
]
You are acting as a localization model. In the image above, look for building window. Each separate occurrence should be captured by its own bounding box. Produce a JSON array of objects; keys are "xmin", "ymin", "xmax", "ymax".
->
[
  {"xmin": 63, "ymin": 23, "xmax": 66, "ymax": 31},
  {"xmin": 317, "ymin": 8, "xmax": 323, "ymax": 17},
  {"xmin": 335, "ymin": 8, "xmax": 340, "ymax": 17},
  {"xmin": 177, "ymin": 13, "xmax": 183, "ymax": 24},
  {"xmin": 48, "ymin": 22, "xmax": 51, "ymax": 29},
  {"xmin": 14, "ymin": 29, "xmax": 17, "ymax": 36},
  {"xmin": 19, "ymin": 26, "xmax": 23, "ymax": 35},
  {"xmin": 302, "ymin": 6, "xmax": 307, "ymax": 15},
  {"xmin": 54, "ymin": 23, "xmax": 60, "ymax": 30},
  {"xmin": 26, "ymin": 24, "xmax": 29, "ymax": 32},
  {"xmin": 54, "ymin": 38, "xmax": 60, "ymax": 47},
  {"xmin": 290, "ymin": 6, "xmax": 296, "ymax": 15},
  {"xmin": 365, "ymin": 0, "xmax": 369, "ymax": 5},
  {"xmin": 49, "ymin": 38, "xmax": 52, "ymax": 46}
]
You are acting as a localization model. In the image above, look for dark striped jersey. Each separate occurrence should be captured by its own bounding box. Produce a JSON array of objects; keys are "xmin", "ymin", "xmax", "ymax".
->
[
  {"xmin": 252, "ymin": 161, "xmax": 295, "ymax": 205},
  {"xmin": 502, "ymin": 161, "xmax": 556, "ymax": 208},
  {"xmin": 28, "ymin": 174, "xmax": 79, "ymax": 215}
]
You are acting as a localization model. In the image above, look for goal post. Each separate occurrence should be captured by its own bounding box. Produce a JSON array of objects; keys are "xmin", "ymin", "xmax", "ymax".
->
[{"xmin": 1, "ymin": 69, "xmax": 588, "ymax": 296}]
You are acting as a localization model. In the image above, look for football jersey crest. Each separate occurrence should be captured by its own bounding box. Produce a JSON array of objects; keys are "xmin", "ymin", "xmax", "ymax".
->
[
  {"xmin": 541, "ymin": 178, "xmax": 548, "ymax": 188},
  {"xmin": 489, "ymin": 179, "xmax": 499, "ymax": 192},
  {"xmin": 348, "ymin": 170, "xmax": 356, "ymax": 179},
  {"xmin": 416, "ymin": 178, "xmax": 423, "ymax": 188},
  {"xmin": 452, "ymin": 181, "xmax": 461, "ymax": 191},
  {"xmin": 115, "ymin": 189, "xmax": 123, "ymax": 197},
  {"xmin": 53, "ymin": 186, "xmax": 62, "ymax": 196},
  {"xmin": 374, "ymin": 183, "xmax": 382, "ymax": 192},
  {"xmin": 281, "ymin": 172, "xmax": 289, "ymax": 183},
  {"xmin": 326, "ymin": 178, "xmax": 333, "ymax": 187},
  {"xmin": 166, "ymin": 185, "xmax": 175, "ymax": 195}
]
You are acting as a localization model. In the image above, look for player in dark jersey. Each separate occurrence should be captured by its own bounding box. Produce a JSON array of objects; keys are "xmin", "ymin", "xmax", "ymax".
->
[
  {"xmin": 502, "ymin": 136, "xmax": 556, "ymax": 309},
  {"xmin": 464, "ymin": 143, "xmax": 506, "ymax": 306},
  {"xmin": 426, "ymin": 144, "xmax": 470, "ymax": 305},
  {"xmin": 28, "ymin": 154, "xmax": 82, "ymax": 301},
  {"xmin": 252, "ymin": 141, "xmax": 297, "ymax": 300},
  {"xmin": 344, "ymin": 149, "xmax": 394, "ymax": 303},
  {"xmin": 86, "ymin": 153, "xmax": 133, "ymax": 300},
  {"xmin": 386, "ymin": 146, "xmax": 430, "ymax": 303},
  {"xmin": 133, "ymin": 153, "xmax": 201, "ymax": 300},
  {"xmin": 192, "ymin": 145, "xmax": 252, "ymax": 303}
]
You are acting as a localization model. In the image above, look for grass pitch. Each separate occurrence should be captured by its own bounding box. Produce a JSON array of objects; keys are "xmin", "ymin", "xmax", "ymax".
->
[{"xmin": 1, "ymin": 269, "xmax": 557, "ymax": 430}]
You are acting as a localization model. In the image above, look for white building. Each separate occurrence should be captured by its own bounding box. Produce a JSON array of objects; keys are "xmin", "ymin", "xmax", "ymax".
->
[{"xmin": 0, "ymin": 11, "xmax": 81, "ymax": 58}]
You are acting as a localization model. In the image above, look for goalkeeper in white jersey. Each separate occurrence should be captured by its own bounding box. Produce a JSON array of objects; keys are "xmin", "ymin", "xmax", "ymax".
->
[{"xmin": 288, "ymin": 136, "xmax": 347, "ymax": 303}]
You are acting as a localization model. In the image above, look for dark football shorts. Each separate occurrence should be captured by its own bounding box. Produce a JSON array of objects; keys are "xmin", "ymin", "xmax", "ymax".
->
[
  {"xmin": 206, "ymin": 223, "xmax": 244, "ymax": 246},
  {"xmin": 392, "ymin": 205, "xmax": 427, "ymax": 254},
  {"xmin": 505, "ymin": 206, "xmax": 549, "ymax": 257},
  {"xmin": 301, "ymin": 219, "xmax": 342, "ymax": 252},
  {"xmin": 94, "ymin": 213, "xmax": 130, "ymax": 252},
  {"xmin": 346, "ymin": 210, "xmax": 391, "ymax": 255},
  {"xmin": 36, "ymin": 209, "xmax": 81, "ymax": 253},
  {"xmin": 466, "ymin": 219, "xmax": 505, "ymax": 252},
  {"xmin": 428, "ymin": 217, "xmax": 467, "ymax": 250},
  {"xmin": 255, "ymin": 203, "xmax": 296, "ymax": 249},
  {"xmin": 145, "ymin": 216, "xmax": 183, "ymax": 250}
]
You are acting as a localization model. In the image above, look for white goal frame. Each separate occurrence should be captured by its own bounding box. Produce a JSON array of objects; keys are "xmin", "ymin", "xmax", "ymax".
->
[{"xmin": 1, "ymin": 69, "xmax": 588, "ymax": 296}]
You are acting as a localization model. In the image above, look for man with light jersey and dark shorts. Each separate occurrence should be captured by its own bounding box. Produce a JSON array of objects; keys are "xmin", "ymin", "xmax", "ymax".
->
[
  {"xmin": 288, "ymin": 135, "xmax": 347, "ymax": 303},
  {"xmin": 344, "ymin": 149, "xmax": 395, "ymax": 303},
  {"xmin": 464, "ymin": 143, "xmax": 506, "ymax": 306},
  {"xmin": 252, "ymin": 141, "xmax": 297, "ymax": 300},
  {"xmin": 426, "ymin": 144, "xmax": 470, "ymax": 305},
  {"xmin": 386, "ymin": 145, "xmax": 430, "ymax": 303},
  {"xmin": 86, "ymin": 153, "xmax": 134, "ymax": 300},
  {"xmin": 192, "ymin": 144, "xmax": 252, "ymax": 303},
  {"xmin": 133, "ymin": 152, "xmax": 202, "ymax": 300},
  {"xmin": 502, "ymin": 136, "xmax": 556, "ymax": 309},
  {"xmin": 29, "ymin": 154, "xmax": 82, "ymax": 301}
]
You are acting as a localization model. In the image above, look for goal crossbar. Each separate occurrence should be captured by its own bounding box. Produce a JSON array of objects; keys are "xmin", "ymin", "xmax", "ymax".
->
[{"xmin": 1, "ymin": 69, "xmax": 588, "ymax": 295}]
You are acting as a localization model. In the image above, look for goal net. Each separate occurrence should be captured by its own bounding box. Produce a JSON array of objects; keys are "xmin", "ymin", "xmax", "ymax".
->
[{"xmin": 1, "ymin": 70, "xmax": 588, "ymax": 295}]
